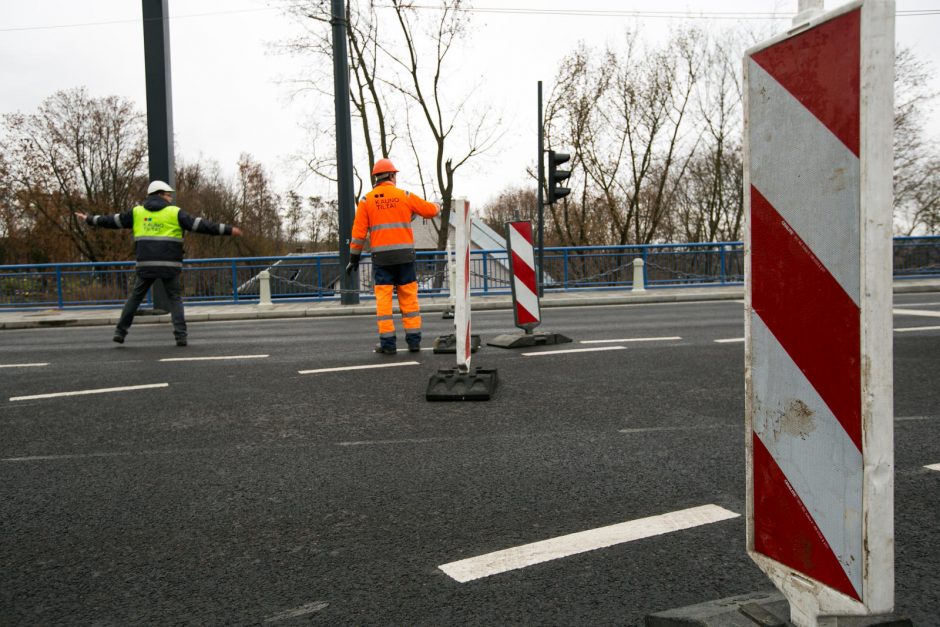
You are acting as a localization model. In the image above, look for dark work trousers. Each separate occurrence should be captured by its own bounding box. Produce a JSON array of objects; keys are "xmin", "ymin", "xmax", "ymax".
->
[{"xmin": 116, "ymin": 272, "xmax": 187, "ymax": 339}]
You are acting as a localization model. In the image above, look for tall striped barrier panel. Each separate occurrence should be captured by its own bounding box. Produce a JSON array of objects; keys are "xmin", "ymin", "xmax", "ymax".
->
[
  {"xmin": 488, "ymin": 221, "xmax": 572, "ymax": 349},
  {"xmin": 432, "ymin": 199, "xmax": 481, "ymax": 354},
  {"xmin": 427, "ymin": 199, "xmax": 497, "ymax": 401},
  {"xmin": 744, "ymin": 2, "xmax": 904, "ymax": 625}
]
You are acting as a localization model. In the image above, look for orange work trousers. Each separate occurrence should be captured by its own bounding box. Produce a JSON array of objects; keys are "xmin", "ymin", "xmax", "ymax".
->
[{"xmin": 374, "ymin": 262, "xmax": 421, "ymax": 342}]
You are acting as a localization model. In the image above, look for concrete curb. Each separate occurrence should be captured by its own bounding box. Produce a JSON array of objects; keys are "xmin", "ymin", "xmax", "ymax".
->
[{"xmin": 2, "ymin": 281, "xmax": 937, "ymax": 330}]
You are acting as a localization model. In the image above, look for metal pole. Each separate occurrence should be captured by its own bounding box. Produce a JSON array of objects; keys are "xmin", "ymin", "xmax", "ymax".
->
[
  {"xmin": 536, "ymin": 81, "xmax": 545, "ymax": 298},
  {"xmin": 331, "ymin": 0, "xmax": 359, "ymax": 305},
  {"xmin": 142, "ymin": 0, "xmax": 175, "ymax": 187},
  {"xmin": 141, "ymin": 0, "xmax": 174, "ymax": 312}
]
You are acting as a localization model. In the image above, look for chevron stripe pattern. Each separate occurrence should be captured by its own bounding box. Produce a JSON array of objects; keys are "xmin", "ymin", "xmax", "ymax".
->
[
  {"xmin": 507, "ymin": 221, "xmax": 541, "ymax": 329},
  {"xmin": 747, "ymin": 8, "xmax": 864, "ymax": 602}
]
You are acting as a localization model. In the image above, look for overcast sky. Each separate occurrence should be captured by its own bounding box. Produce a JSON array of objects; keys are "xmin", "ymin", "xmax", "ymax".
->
[{"xmin": 1, "ymin": 0, "xmax": 938, "ymax": 208}]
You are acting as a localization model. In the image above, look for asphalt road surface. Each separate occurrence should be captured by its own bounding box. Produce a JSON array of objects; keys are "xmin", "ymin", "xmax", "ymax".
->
[{"xmin": 2, "ymin": 295, "xmax": 938, "ymax": 625}]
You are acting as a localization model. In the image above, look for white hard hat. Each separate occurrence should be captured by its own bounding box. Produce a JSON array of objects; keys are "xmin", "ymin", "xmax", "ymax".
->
[{"xmin": 147, "ymin": 180, "xmax": 175, "ymax": 195}]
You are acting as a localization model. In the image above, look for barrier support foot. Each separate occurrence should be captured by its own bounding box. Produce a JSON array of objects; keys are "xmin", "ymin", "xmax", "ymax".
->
[
  {"xmin": 432, "ymin": 333, "xmax": 482, "ymax": 354},
  {"xmin": 426, "ymin": 367, "xmax": 498, "ymax": 401},
  {"xmin": 487, "ymin": 331, "xmax": 572, "ymax": 349}
]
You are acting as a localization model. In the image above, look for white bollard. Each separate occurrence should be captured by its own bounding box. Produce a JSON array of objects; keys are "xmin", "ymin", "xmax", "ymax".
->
[
  {"xmin": 632, "ymin": 258, "xmax": 646, "ymax": 292},
  {"xmin": 258, "ymin": 270, "xmax": 273, "ymax": 309}
]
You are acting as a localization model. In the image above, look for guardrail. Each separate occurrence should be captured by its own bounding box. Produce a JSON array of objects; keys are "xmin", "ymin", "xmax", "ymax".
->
[{"xmin": 1, "ymin": 236, "xmax": 937, "ymax": 310}]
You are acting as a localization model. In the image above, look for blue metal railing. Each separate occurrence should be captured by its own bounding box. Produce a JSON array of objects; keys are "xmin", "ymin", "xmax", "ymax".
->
[{"xmin": 1, "ymin": 236, "xmax": 938, "ymax": 310}]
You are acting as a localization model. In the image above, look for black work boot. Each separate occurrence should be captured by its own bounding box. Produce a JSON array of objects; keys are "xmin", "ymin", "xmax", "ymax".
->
[
  {"xmin": 406, "ymin": 333, "xmax": 421, "ymax": 353},
  {"xmin": 175, "ymin": 337, "xmax": 188, "ymax": 347},
  {"xmin": 374, "ymin": 342, "xmax": 397, "ymax": 355},
  {"xmin": 112, "ymin": 333, "xmax": 125, "ymax": 344}
]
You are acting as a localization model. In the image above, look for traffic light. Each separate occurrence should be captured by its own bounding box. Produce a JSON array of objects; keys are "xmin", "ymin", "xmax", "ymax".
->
[{"xmin": 547, "ymin": 150, "xmax": 570, "ymax": 204}]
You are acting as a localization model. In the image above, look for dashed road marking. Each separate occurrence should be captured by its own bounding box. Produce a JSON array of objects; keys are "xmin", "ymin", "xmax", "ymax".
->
[
  {"xmin": 521, "ymin": 346, "xmax": 625, "ymax": 357},
  {"xmin": 926, "ymin": 464, "xmax": 940, "ymax": 472},
  {"xmin": 299, "ymin": 361, "xmax": 420, "ymax": 375},
  {"xmin": 159, "ymin": 354, "xmax": 269, "ymax": 362},
  {"xmin": 263, "ymin": 601, "xmax": 330, "ymax": 623},
  {"xmin": 893, "ymin": 308, "xmax": 940, "ymax": 318},
  {"xmin": 438, "ymin": 504, "xmax": 740, "ymax": 583},
  {"xmin": 9, "ymin": 383, "xmax": 169, "ymax": 402},
  {"xmin": 0, "ymin": 362, "xmax": 49, "ymax": 369},
  {"xmin": 619, "ymin": 425, "xmax": 732, "ymax": 434},
  {"xmin": 894, "ymin": 325, "xmax": 940, "ymax": 333},
  {"xmin": 714, "ymin": 337, "xmax": 744, "ymax": 343},
  {"xmin": 580, "ymin": 336, "xmax": 681, "ymax": 344}
]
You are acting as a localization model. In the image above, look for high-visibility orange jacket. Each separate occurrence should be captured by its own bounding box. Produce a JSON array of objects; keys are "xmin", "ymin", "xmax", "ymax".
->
[{"xmin": 350, "ymin": 181, "xmax": 440, "ymax": 266}]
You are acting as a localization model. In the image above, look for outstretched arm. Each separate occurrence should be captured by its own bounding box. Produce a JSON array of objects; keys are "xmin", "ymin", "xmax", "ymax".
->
[
  {"xmin": 177, "ymin": 209, "xmax": 241, "ymax": 236},
  {"xmin": 75, "ymin": 210, "xmax": 134, "ymax": 229}
]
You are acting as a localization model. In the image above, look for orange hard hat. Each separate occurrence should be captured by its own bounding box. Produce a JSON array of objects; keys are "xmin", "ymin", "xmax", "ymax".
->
[{"xmin": 371, "ymin": 158, "xmax": 399, "ymax": 176}]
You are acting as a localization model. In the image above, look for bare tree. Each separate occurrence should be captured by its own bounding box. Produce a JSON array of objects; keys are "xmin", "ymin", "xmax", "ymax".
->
[
  {"xmin": 0, "ymin": 88, "xmax": 147, "ymax": 262},
  {"xmin": 381, "ymin": 0, "xmax": 502, "ymax": 248},
  {"xmin": 479, "ymin": 186, "xmax": 540, "ymax": 236},
  {"xmin": 282, "ymin": 0, "xmax": 395, "ymax": 193},
  {"xmin": 894, "ymin": 47, "xmax": 940, "ymax": 235},
  {"xmin": 233, "ymin": 154, "xmax": 283, "ymax": 256},
  {"xmin": 669, "ymin": 32, "xmax": 744, "ymax": 243},
  {"xmin": 283, "ymin": 0, "xmax": 502, "ymax": 250},
  {"xmin": 544, "ymin": 28, "xmax": 707, "ymax": 246}
]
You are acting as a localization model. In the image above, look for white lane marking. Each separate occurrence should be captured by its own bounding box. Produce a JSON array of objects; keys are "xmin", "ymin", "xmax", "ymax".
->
[
  {"xmin": 439, "ymin": 504, "xmax": 739, "ymax": 583},
  {"xmin": 619, "ymin": 425, "xmax": 731, "ymax": 434},
  {"xmin": 299, "ymin": 361, "xmax": 420, "ymax": 375},
  {"xmin": 3, "ymin": 451, "xmax": 133, "ymax": 462},
  {"xmin": 926, "ymin": 464, "xmax": 940, "ymax": 472},
  {"xmin": 159, "ymin": 354, "xmax": 269, "ymax": 362},
  {"xmin": 0, "ymin": 362, "xmax": 49, "ymax": 368},
  {"xmin": 263, "ymin": 601, "xmax": 330, "ymax": 623},
  {"xmin": 714, "ymin": 337, "xmax": 744, "ymax": 344},
  {"xmin": 338, "ymin": 437, "xmax": 443, "ymax": 447},
  {"xmin": 893, "ymin": 308, "xmax": 940, "ymax": 318},
  {"xmin": 895, "ymin": 325, "xmax": 940, "ymax": 333},
  {"xmin": 521, "ymin": 346, "xmax": 625, "ymax": 357},
  {"xmin": 9, "ymin": 383, "xmax": 169, "ymax": 402},
  {"xmin": 580, "ymin": 336, "xmax": 681, "ymax": 344}
]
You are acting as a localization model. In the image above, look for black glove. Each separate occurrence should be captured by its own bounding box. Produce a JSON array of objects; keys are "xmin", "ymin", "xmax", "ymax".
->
[{"xmin": 345, "ymin": 254, "xmax": 360, "ymax": 275}]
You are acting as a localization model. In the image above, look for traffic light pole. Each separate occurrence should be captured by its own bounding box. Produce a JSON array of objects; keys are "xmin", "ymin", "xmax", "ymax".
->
[
  {"xmin": 332, "ymin": 0, "xmax": 359, "ymax": 305},
  {"xmin": 536, "ymin": 81, "xmax": 545, "ymax": 297},
  {"xmin": 141, "ymin": 0, "xmax": 173, "ymax": 313}
]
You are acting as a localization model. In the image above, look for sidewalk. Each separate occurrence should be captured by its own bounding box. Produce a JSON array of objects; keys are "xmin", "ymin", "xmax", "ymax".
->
[{"xmin": 2, "ymin": 280, "xmax": 939, "ymax": 330}]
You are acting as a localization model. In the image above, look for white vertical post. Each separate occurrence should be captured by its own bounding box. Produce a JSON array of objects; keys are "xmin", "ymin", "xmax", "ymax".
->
[
  {"xmin": 258, "ymin": 270, "xmax": 273, "ymax": 309},
  {"xmin": 631, "ymin": 258, "xmax": 646, "ymax": 292},
  {"xmin": 794, "ymin": 0, "xmax": 825, "ymax": 25},
  {"xmin": 454, "ymin": 198, "xmax": 471, "ymax": 372}
]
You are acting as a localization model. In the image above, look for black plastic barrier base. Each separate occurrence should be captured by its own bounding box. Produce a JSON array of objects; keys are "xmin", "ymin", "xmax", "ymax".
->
[
  {"xmin": 487, "ymin": 331, "xmax": 572, "ymax": 349},
  {"xmin": 441, "ymin": 304, "xmax": 455, "ymax": 319},
  {"xmin": 426, "ymin": 367, "xmax": 498, "ymax": 401},
  {"xmin": 432, "ymin": 333, "xmax": 482, "ymax": 354},
  {"xmin": 644, "ymin": 590, "xmax": 913, "ymax": 627}
]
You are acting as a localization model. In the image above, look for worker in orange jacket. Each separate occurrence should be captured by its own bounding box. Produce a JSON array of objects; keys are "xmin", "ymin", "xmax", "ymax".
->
[{"xmin": 345, "ymin": 158, "xmax": 440, "ymax": 354}]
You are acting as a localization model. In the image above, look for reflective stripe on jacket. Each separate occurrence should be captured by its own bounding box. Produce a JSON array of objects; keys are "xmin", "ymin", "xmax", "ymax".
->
[{"xmin": 351, "ymin": 181, "xmax": 440, "ymax": 266}]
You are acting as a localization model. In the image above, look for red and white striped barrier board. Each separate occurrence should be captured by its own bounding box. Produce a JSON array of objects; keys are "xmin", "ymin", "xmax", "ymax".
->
[
  {"xmin": 454, "ymin": 199, "xmax": 472, "ymax": 372},
  {"xmin": 744, "ymin": 1, "xmax": 894, "ymax": 623},
  {"xmin": 506, "ymin": 221, "xmax": 541, "ymax": 331}
]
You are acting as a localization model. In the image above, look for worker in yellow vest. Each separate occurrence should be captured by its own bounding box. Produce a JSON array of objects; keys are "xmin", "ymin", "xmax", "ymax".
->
[{"xmin": 76, "ymin": 180, "xmax": 242, "ymax": 346}]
